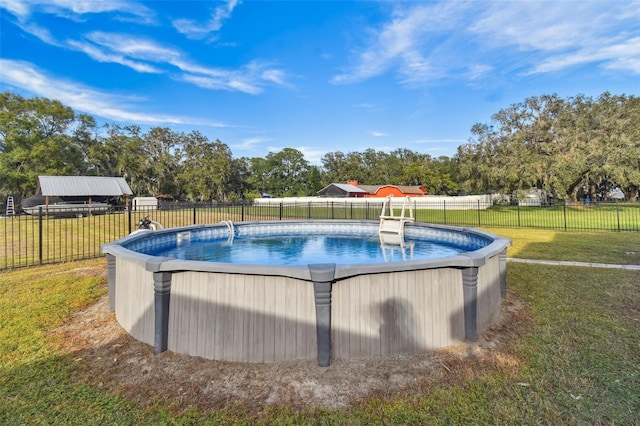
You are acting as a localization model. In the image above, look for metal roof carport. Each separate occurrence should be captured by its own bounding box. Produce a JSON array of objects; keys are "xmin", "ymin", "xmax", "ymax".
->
[{"xmin": 37, "ymin": 176, "xmax": 133, "ymax": 197}]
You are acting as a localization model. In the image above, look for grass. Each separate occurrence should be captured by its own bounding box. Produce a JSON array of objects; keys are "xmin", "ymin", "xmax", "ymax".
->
[
  {"xmin": 2, "ymin": 201, "xmax": 639, "ymax": 269},
  {"xmin": 481, "ymin": 227, "xmax": 640, "ymax": 265},
  {"xmin": 1, "ymin": 228, "xmax": 639, "ymax": 424}
]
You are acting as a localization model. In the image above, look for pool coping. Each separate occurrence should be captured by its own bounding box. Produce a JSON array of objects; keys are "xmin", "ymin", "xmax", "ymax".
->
[{"xmin": 101, "ymin": 219, "xmax": 512, "ymax": 282}]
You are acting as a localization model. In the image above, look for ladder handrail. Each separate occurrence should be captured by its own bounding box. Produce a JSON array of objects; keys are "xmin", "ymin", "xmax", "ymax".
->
[
  {"xmin": 221, "ymin": 220, "xmax": 234, "ymax": 243},
  {"xmin": 379, "ymin": 195, "xmax": 414, "ymax": 240}
]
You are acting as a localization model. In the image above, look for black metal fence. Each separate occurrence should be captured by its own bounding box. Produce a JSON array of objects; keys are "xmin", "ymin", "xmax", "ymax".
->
[{"xmin": 1, "ymin": 200, "xmax": 639, "ymax": 270}]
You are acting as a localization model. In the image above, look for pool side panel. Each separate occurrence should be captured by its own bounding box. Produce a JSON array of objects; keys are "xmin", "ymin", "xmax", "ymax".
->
[
  {"xmin": 331, "ymin": 267, "xmax": 465, "ymax": 359},
  {"xmin": 477, "ymin": 255, "xmax": 502, "ymax": 332},
  {"xmin": 115, "ymin": 257, "xmax": 155, "ymax": 346},
  {"xmin": 168, "ymin": 271, "xmax": 317, "ymax": 363}
]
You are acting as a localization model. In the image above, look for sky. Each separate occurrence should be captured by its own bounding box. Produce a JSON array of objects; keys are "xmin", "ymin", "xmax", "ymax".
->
[{"xmin": 1, "ymin": 1, "xmax": 639, "ymax": 165}]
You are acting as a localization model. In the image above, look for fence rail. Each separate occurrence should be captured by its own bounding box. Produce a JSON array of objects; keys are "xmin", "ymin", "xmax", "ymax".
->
[{"xmin": 1, "ymin": 200, "xmax": 638, "ymax": 270}]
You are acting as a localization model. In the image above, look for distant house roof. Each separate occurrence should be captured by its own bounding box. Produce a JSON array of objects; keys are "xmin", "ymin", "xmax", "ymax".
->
[
  {"xmin": 319, "ymin": 182, "xmax": 427, "ymax": 198},
  {"xmin": 358, "ymin": 185, "xmax": 426, "ymax": 195},
  {"xmin": 37, "ymin": 176, "xmax": 133, "ymax": 197},
  {"xmin": 317, "ymin": 183, "xmax": 368, "ymax": 197},
  {"xmin": 332, "ymin": 183, "xmax": 368, "ymax": 193}
]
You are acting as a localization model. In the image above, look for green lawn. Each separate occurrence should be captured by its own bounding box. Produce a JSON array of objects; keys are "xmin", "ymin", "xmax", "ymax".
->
[
  {"xmin": 482, "ymin": 227, "xmax": 640, "ymax": 265},
  {"xmin": 1, "ymin": 230, "xmax": 639, "ymax": 424},
  {"xmin": 2, "ymin": 202, "xmax": 639, "ymax": 269}
]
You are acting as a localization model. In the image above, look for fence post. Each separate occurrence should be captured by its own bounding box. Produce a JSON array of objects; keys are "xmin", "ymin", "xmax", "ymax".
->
[
  {"xmin": 193, "ymin": 206, "xmax": 197, "ymax": 225},
  {"xmin": 331, "ymin": 202, "xmax": 334, "ymax": 220},
  {"xmin": 477, "ymin": 199, "xmax": 481, "ymax": 226},
  {"xmin": 517, "ymin": 203, "xmax": 521, "ymax": 228},
  {"xmin": 308, "ymin": 202, "xmax": 312, "ymax": 219},
  {"xmin": 365, "ymin": 201, "xmax": 369, "ymax": 220},
  {"xmin": 127, "ymin": 200, "xmax": 132, "ymax": 235},
  {"xmin": 241, "ymin": 203, "xmax": 245, "ymax": 221},
  {"xmin": 279, "ymin": 202, "xmax": 283, "ymax": 220},
  {"xmin": 563, "ymin": 201, "xmax": 567, "ymax": 231},
  {"xmin": 38, "ymin": 207, "xmax": 43, "ymax": 265},
  {"xmin": 616, "ymin": 200, "xmax": 621, "ymax": 231},
  {"xmin": 443, "ymin": 200, "xmax": 447, "ymax": 225}
]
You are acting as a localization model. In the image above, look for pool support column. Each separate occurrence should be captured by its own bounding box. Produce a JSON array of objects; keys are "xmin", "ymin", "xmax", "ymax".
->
[
  {"xmin": 309, "ymin": 263, "xmax": 336, "ymax": 367},
  {"xmin": 499, "ymin": 248, "xmax": 508, "ymax": 298},
  {"xmin": 153, "ymin": 271, "xmax": 172, "ymax": 354},
  {"xmin": 462, "ymin": 267, "xmax": 479, "ymax": 341},
  {"xmin": 106, "ymin": 254, "xmax": 116, "ymax": 312}
]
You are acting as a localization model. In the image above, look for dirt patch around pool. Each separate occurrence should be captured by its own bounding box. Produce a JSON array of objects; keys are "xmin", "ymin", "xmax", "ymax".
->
[{"xmin": 50, "ymin": 280, "xmax": 529, "ymax": 414}]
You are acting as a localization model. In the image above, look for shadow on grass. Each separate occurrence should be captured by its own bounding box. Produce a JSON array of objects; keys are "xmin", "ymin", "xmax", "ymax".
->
[{"xmin": 482, "ymin": 228, "xmax": 640, "ymax": 265}]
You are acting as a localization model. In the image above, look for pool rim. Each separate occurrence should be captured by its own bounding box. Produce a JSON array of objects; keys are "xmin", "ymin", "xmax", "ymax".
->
[{"xmin": 101, "ymin": 219, "xmax": 510, "ymax": 281}]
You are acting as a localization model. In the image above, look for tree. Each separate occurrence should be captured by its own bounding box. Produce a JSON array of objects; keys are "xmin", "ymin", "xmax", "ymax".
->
[
  {"xmin": 320, "ymin": 151, "xmax": 354, "ymax": 184},
  {"xmin": 456, "ymin": 93, "xmax": 639, "ymax": 201},
  {"xmin": 178, "ymin": 134, "xmax": 234, "ymax": 201},
  {"xmin": 227, "ymin": 157, "xmax": 251, "ymax": 201},
  {"xmin": 0, "ymin": 92, "xmax": 84, "ymax": 199},
  {"xmin": 249, "ymin": 148, "xmax": 313, "ymax": 197},
  {"xmin": 143, "ymin": 127, "xmax": 182, "ymax": 197},
  {"xmin": 107, "ymin": 125, "xmax": 151, "ymax": 196}
]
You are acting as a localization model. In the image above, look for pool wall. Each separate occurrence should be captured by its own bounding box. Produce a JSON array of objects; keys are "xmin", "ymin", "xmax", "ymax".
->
[{"xmin": 102, "ymin": 220, "xmax": 510, "ymax": 366}]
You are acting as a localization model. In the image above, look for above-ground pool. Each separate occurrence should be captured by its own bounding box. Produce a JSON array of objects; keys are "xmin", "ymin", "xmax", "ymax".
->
[{"xmin": 102, "ymin": 220, "xmax": 510, "ymax": 366}]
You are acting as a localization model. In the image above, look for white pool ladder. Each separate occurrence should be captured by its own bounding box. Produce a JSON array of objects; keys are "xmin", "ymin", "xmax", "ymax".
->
[
  {"xmin": 221, "ymin": 220, "xmax": 234, "ymax": 243},
  {"xmin": 379, "ymin": 195, "xmax": 414, "ymax": 239},
  {"xmin": 379, "ymin": 196, "xmax": 415, "ymax": 261}
]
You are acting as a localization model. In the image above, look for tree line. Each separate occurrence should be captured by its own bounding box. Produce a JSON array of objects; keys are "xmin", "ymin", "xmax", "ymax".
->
[
  {"xmin": 457, "ymin": 93, "xmax": 639, "ymax": 201},
  {"xmin": 1, "ymin": 91, "xmax": 638, "ymax": 204}
]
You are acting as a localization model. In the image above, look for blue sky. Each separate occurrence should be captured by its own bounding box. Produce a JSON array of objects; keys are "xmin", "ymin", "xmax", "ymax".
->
[{"xmin": 1, "ymin": 1, "xmax": 639, "ymax": 164}]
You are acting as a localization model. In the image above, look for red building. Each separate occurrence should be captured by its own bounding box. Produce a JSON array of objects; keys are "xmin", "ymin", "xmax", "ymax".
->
[{"xmin": 317, "ymin": 181, "xmax": 427, "ymax": 198}]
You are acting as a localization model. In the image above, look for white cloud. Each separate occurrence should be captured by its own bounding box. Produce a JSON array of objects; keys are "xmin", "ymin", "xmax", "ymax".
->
[
  {"xmin": 530, "ymin": 37, "xmax": 640, "ymax": 75},
  {"xmin": 1, "ymin": 0, "xmax": 290, "ymax": 94},
  {"xmin": 413, "ymin": 138, "xmax": 465, "ymax": 145},
  {"xmin": 465, "ymin": 64, "xmax": 493, "ymax": 81},
  {"xmin": 293, "ymin": 146, "xmax": 327, "ymax": 165},
  {"xmin": 17, "ymin": 21, "xmax": 58, "ymax": 45},
  {"xmin": 67, "ymin": 39, "xmax": 163, "ymax": 74},
  {"xmin": 173, "ymin": 0, "xmax": 240, "ymax": 40},
  {"xmin": 232, "ymin": 137, "xmax": 271, "ymax": 151},
  {"xmin": 331, "ymin": 2, "xmax": 467, "ymax": 85},
  {"xmin": 371, "ymin": 131, "xmax": 387, "ymax": 137},
  {"xmin": 178, "ymin": 60, "xmax": 288, "ymax": 94},
  {"xmin": 180, "ymin": 73, "xmax": 260, "ymax": 94},
  {"xmin": 0, "ymin": 59, "xmax": 227, "ymax": 126},
  {"xmin": 0, "ymin": 0, "xmax": 155, "ymax": 23},
  {"xmin": 470, "ymin": 1, "xmax": 640, "ymax": 75},
  {"xmin": 0, "ymin": 0, "xmax": 31, "ymax": 19},
  {"xmin": 84, "ymin": 32, "xmax": 181, "ymax": 61},
  {"xmin": 39, "ymin": 0, "xmax": 150, "ymax": 16},
  {"xmin": 332, "ymin": 1, "xmax": 640, "ymax": 86},
  {"xmin": 65, "ymin": 32, "xmax": 290, "ymax": 94},
  {"xmin": 261, "ymin": 69, "xmax": 288, "ymax": 86}
]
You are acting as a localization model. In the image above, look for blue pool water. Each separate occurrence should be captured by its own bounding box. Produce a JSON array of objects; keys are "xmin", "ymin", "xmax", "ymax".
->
[{"xmin": 141, "ymin": 234, "xmax": 465, "ymax": 266}]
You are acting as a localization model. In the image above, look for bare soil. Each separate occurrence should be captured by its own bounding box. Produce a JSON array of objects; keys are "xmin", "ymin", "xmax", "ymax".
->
[{"xmin": 50, "ymin": 269, "xmax": 529, "ymax": 415}]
